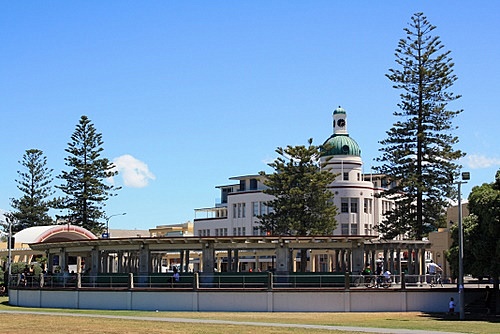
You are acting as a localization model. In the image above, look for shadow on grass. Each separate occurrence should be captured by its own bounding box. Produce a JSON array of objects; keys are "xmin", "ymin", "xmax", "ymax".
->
[{"xmin": 421, "ymin": 312, "xmax": 500, "ymax": 323}]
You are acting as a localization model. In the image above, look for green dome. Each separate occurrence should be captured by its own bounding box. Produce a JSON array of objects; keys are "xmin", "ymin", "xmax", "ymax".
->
[
  {"xmin": 333, "ymin": 106, "xmax": 346, "ymax": 115},
  {"xmin": 321, "ymin": 134, "xmax": 361, "ymax": 157}
]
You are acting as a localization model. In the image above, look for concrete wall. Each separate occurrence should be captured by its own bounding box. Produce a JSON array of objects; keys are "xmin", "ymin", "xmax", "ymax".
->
[{"xmin": 9, "ymin": 288, "xmax": 466, "ymax": 313}]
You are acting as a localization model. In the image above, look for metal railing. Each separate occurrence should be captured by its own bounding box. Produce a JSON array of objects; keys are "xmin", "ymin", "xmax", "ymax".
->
[
  {"xmin": 198, "ymin": 273, "xmax": 269, "ymax": 289},
  {"xmin": 273, "ymin": 273, "xmax": 346, "ymax": 288},
  {"xmin": 5, "ymin": 272, "xmax": 465, "ymax": 291}
]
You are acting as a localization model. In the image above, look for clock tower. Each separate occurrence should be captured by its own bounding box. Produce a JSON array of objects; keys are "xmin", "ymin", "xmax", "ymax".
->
[{"xmin": 333, "ymin": 106, "xmax": 348, "ymax": 135}]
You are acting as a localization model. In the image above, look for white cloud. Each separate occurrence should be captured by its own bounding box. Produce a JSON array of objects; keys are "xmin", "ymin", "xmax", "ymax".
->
[
  {"xmin": 111, "ymin": 154, "xmax": 156, "ymax": 188},
  {"xmin": 464, "ymin": 154, "xmax": 500, "ymax": 169}
]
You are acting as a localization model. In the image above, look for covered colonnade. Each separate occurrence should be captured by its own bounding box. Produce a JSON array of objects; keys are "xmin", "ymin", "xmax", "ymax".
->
[{"xmin": 28, "ymin": 231, "xmax": 431, "ymax": 277}]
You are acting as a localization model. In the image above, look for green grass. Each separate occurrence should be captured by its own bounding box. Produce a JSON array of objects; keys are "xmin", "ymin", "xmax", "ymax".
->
[{"xmin": 1, "ymin": 297, "xmax": 498, "ymax": 333}]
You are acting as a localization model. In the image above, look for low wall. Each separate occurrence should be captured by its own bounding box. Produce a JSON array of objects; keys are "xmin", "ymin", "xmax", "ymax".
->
[{"xmin": 8, "ymin": 288, "xmax": 465, "ymax": 313}]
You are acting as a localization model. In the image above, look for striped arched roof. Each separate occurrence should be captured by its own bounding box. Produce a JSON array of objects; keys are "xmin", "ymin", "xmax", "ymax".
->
[{"xmin": 14, "ymin": 224, "xmax": 97, "ymax": 244}]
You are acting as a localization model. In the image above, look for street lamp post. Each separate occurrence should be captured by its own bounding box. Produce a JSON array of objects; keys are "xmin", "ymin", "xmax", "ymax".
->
[
  {"xmin": 105, "ymin": 213, "xmax": 127, "ymax": 239},
  {"xmin": 455, "ymin": 171, "xmax": 470, "ymax": 320},
  {"xmin": 8, "ymin": 218, "xmax": 12, "ymax": 277}
]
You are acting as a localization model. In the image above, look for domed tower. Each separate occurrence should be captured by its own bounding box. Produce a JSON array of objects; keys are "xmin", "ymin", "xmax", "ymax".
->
[
  {"xmin": 320, "ymin": 106, "xmax": 378, "ymax": 237},
  {"xmin": 320, "ymin": 106, "xmax": 362, "ymax": 174}
]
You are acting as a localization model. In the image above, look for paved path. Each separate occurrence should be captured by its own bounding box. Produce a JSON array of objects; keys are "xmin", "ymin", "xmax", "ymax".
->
[{"xmin": 0, "ymin": 310, "xmax": 465, "ymax": 334}]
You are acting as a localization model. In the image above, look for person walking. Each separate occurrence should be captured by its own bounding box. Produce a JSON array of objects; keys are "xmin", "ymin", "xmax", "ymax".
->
[{"xmin": 448, "ymin": 297, "xmax": 455, "ymax": 315}]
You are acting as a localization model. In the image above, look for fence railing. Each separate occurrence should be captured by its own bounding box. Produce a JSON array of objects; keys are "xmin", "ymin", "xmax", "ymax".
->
[{"xmin": 6, "ymin": 272, "xmax": 465, "ymax": 291}]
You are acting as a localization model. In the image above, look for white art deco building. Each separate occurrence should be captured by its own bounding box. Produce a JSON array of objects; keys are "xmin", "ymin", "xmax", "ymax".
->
[{"xmin": 194, "ymin": 107, "xmax": 395, "ymax": 239}]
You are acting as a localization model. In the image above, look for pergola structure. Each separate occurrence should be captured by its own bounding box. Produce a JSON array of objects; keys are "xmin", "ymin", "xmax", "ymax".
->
[{"xmin": 29, "ymin": 234, "xmax": 431, "ymax": 276}]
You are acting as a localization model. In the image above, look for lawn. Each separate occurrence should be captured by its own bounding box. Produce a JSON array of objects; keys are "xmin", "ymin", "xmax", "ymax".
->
[{"xmin": 0, "ymin": 297, "xmax": 498, "ymax": 333}]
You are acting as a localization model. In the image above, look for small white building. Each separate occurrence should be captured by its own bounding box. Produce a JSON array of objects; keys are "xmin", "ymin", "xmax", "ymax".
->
[{"xmin": 194, "ymin": 107, "xmax": 395, "ymax": 238}]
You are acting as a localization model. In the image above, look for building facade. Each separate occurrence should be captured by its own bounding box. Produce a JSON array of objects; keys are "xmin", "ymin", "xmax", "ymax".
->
[{"xmin": 194, "ymin": 107, "xmax": 395, "ymax": 239}]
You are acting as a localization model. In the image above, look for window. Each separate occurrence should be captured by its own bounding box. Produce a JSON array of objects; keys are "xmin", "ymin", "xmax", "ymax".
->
[
  {"xmin": 242, "ymin": 227, "xmax": 246, "ymax": 236},
  {"xmin": 350, "ymin": 198, "xmax": 358, "ymax": 213},
  {"xmin": 343, "ymin": 172, "xmax": 349, "ymax": 181},
  {"xmin": 223, "ymin": 228, "xmax": 228, "ymax": 236},
  {"xmin": 221, "ymin": 188, "xmax": 231, "ymax": 204},
  {"xmin": 249, "ymin": 178, "xmax": 258, "ymax": 190},
  {"xmin": 364, "ymin": 224, "xmax": 371, "ymax": 235},
  {"xmin": 260, "ymin": 202, "xmax": 267, "ymax": 215},
  {"xmin": 341, "ymin": 224, "xmax": 349, "ymax": 235},
  {"xmin": 252, "ymin": 202, "xmax": 259, "ymax": 216},
  {"xmin": 233, "ymin": 228, "xmax": 237, "ymax": 235},
  {"xmin": 364, "ymin": 198, "xmax": 372, "ymax": 214},
  {"xmin": 382, "ymin": 200, "xmax": 391, "ymax": 214},
  {"xmin": 357, "ymin": 173, "xmax": 360, "ymax": 181},
  {"xmin": 233, "ymin": 203, "xmax": 246, "ymax": 218},
  {"xmin": 351, "ymin": 224, "xmax": 358, "ymax": 235},
  {"xmin": 341, "ymin": 198, "xmax": 349, "ymax": 213},
  {"xmin": 237, "ymin": 227, "xmax": 241, "ymax": 236},
  {"xmin": 239, "ymin": 179, "xmax": 246, "ymax": 191},
  {"xmin": 253, "ymin": 226, "xmax": 259, "ymax": 236}
]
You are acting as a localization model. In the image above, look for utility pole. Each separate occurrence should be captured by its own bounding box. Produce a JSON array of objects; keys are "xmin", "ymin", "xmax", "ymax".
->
[
  {"xmin": 455, "ymin": 171, "xmax": 470, "ymax": 320},
  {"xmin": 8, "ymin": 218, "xmax": 12, "ymax": 276}
]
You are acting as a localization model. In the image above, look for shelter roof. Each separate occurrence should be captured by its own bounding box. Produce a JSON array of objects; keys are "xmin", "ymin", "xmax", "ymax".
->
[{"xmin": 14, "ymin": 224, "xmax": 97, "ymax": 244}]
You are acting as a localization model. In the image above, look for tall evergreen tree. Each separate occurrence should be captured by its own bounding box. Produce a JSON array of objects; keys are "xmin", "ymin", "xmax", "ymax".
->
[
  {"xmin": 259, "ymin": 139, "xmax": 338, "ymax": 271},
  {"xmin": 10, "ymin": 149, "xmax": 54, "ymax": 232},
  {"xmin": 259, "ymin": 140, "xmax": 338, "ymax": 236},
  {"xmin": 56, "ymin": 115, "xmax": 119, "ymax": 234},
  {"xmin": 375, "ymin": 12, "xmax": 464, "ymax": 239}
]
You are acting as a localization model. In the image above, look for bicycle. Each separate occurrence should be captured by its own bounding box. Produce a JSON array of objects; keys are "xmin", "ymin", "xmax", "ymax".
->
[
  {"xmin": 377, "ymin": 275, "xmax": 392, "ymax": 288},
  {"xmin": 363, "ymin": 275, "xmax": 376, "ymax": 288},
  {"xmin": 429, "ymin": 273, "xmax": 443, "ymax": 287}
]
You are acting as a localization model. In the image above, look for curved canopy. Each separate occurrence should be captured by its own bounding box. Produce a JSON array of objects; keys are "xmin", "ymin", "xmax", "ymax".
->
[{"xmin": 14, "ymin": 225, "xmax": 97, "ymax": 244}]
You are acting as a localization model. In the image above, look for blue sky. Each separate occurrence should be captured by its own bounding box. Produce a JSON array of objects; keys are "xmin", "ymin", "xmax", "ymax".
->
[{"xmin": 1, "ymin": 1, "xmax": 499, "ymax": 231}]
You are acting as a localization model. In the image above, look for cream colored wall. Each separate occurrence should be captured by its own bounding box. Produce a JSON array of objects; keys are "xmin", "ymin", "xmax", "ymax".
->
[
  {"xmin": 427, "ymin": 202, "xmax": 470, "ymax": 278},
  {"xmin": 10, "ymin": 288, "xmax": 462, "ymax": 313},
  {"xmin": 428, "ymin": 228, "xmax": 452, "ymax": 277}
]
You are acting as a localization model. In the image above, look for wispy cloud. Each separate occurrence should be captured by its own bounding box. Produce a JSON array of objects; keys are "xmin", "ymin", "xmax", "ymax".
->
[
  {"xmin": 464, "ymin": 154, "xmax": 500, "ymax": 169},
  {"xmin": 110, "ymin": 154, "xmax": 156, "ymax": 188},
  {"xmin": 261, "ymin": 156, "xmax": 275, "ymax": 165}
]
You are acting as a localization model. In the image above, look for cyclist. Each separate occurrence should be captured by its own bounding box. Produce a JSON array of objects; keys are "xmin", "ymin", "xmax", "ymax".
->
[
  {"xmin": 362, "ymin": 266, "xmax": 373, "ymax": 287},
  {"xmin": 382, "ymin": 270, "xmax": 392, "ymax": 286},
  {"xmin": 376, "ymin": 270, "xmax": 392, "ymax": 288},
  {"xmin": 427, "ymin": 260, "xmax": 442, "ymax": 286}
]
